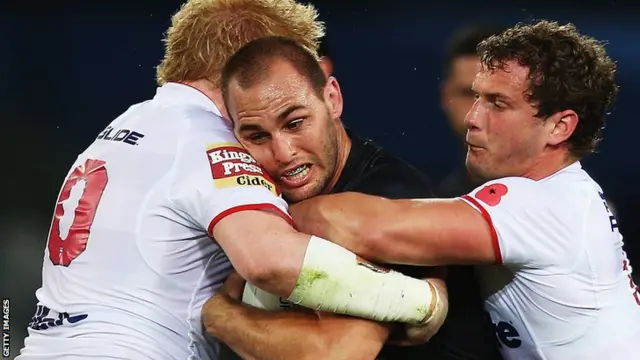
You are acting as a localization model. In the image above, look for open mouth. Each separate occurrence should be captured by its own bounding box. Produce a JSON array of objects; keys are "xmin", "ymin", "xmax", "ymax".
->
[
  {"xmin": 283, "ymin": 163, "xmax": 311, "ymax": 179},
  {"xmin": 280, "ymin": 164, "xmax": 313, "ymax": 187}
]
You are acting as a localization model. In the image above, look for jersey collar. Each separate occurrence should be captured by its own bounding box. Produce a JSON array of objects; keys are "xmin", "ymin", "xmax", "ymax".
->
[
  {"xmin": 154, "ymin": 82, "xmax": 223, "ymax": 117},
  {"xmin": 541, "ymin": 160, "xmax": 582, "ymax": 182}
]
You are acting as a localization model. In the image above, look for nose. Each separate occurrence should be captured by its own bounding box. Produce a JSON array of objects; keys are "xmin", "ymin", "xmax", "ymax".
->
[
  {"xmin": 464, "ymin": 98, "xmax": 482, "ymax": 131},
  {"xmin": 270, "ymin": 133, "xmax": 297, "ymax": 165}
]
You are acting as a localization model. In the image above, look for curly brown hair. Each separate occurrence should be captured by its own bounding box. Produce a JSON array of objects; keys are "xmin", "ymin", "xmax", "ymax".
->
[
  {"xmin": 156, "ymin": 0, "xmax": 325, "ymax": 87},
  {"xmin": 477, "ymin": 20, "xmax": 618, "ymax": 158}
]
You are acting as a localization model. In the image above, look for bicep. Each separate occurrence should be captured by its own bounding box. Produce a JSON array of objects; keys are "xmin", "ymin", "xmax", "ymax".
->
[
  {"xmin": 212, "ymin": 209, "xmax": 308, "ymax": 281},
  {"xmin": 374, "ymin": 198, "xmax": 498, "ymax": 266}
]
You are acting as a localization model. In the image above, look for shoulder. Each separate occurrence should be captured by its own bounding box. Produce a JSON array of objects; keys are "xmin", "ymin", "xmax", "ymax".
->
[
  {"xmin": 171, "ymin": 109, "xmax": 238, "ymax": 154},
  {"xmin": 460, "ymin": 176, "xmax": 582, "ymax": 251},
  {"xmin": 169, "ymin": 113, "xmax": 250, "ymax": 193},
  {"xmin": 460, "ymin": 177, "xmax": 558, "ymax": 220},
  {"xmin": 465, "ymin": 177, "xmax": 537, "ymax": 205},
  {"xmin": 461, "ymin": 177, "xmax": 578, "ymax": 267}
]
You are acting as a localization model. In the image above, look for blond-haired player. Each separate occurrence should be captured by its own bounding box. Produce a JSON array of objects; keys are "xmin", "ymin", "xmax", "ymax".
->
[{"xmin": 16, "ymin": 1, "xmax": 442, "ymax": 359}]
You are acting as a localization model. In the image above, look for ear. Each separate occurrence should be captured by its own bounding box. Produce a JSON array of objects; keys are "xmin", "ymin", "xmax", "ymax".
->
[
  {"xmin": 324, "ymin": 76, "xmax": 343, "ymax": 119},
  {"xmin": 545, "ymin": 110, "xmax": 579, "ymax": 146}
]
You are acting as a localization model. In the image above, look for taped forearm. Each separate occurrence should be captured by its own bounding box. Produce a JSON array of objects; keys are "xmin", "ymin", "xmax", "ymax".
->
[{"xmin": 287, "ymin": 236, "xmax": 441, "ymax": 324}]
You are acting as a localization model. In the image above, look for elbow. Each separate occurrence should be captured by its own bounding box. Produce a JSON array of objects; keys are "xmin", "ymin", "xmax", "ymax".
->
[
  {"xmin": 239, "ymin": 256, "xmax": 298, "ymax": 298},
  {"xmin": 239, "ymin": 262, "xmax": 278, "ymax": 293}
]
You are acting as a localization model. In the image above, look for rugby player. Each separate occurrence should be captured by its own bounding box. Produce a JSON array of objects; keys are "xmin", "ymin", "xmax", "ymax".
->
[
  {"xmin": 201, "ymin": 36, "xmax": 453, "ymax": 360},
  {"xmin": 16, "ymin": 1, "xmax": 442, "ymax": 359},
  {"xmin": 203, "ymin": 36, "xmax": 501, "ymax": 360},
  {"xmin": 290, "ymin": 20, "xmax": 640, "ymax": 359}
]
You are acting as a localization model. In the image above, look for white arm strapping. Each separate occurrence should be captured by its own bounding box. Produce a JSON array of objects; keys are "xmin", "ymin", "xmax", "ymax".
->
[{"xmin": 287, "ymin": 236, "xmax": 439, "ymax": 324}]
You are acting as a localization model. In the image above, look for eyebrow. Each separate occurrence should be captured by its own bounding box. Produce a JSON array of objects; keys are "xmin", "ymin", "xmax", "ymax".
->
[
  {"xmin": 237, "ymin": 123, "xmax": 263, "ymax": 133},
  {"xmin": 278, "ymin": 104, "xmax": 305, "ymax": 120},
  {"xmin": 477, "ymin": 90, "xmax": 515, "ymax": 104},
  {"xmin": 237, "ymin": 104, "xmax": 307, "ymax": 133}
]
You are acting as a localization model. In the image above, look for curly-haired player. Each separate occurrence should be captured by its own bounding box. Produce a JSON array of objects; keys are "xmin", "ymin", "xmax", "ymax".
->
[{"xmin": 290, "ymin": 20, "xmax": 639, "ymax": 359}]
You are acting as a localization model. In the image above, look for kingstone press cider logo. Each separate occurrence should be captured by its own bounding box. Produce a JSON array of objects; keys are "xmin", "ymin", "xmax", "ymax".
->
[{"xmin": 206, "ymin": 143, "xmax": 279, "ymax": 196}]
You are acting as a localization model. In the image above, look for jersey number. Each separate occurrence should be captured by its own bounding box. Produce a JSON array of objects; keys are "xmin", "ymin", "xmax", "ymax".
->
[{"xmin": 47, "ymin": 159, "xmax": 108, "ymax": 266}]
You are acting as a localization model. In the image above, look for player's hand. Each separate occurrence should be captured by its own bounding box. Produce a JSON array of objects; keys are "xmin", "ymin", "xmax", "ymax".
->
[
  {"xmin": 387, "ymin": 322, "xmax": 434, "ymax": 346},
  {"xmin": 220, "ymin": 271, "xmax": 246, "ymax": 300}
]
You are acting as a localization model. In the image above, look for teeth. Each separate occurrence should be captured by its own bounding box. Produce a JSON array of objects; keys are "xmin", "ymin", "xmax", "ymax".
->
[
  {"xmin": 285, "ymin": 165, "xmax": 306, "ymax": 176},
  {"xmin": 283, "ymin": 165, "xmax": 310, "ymax": 179}
]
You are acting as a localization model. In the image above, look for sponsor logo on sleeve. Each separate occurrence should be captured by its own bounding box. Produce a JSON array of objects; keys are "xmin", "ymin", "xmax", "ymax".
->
[{"xmin": 206, "ymin": 142, "xmax": 280, "ymax": 196}]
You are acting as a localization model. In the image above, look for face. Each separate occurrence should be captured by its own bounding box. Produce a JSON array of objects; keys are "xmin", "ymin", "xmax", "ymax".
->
[
  {"xmin": 441, "ymin": 55, "xmax": 482, "ymax": 141},
  {"xmin": 465, "ymin": 60, "xmax": 551, "ymax": 180},
  {"xmin": 227, "ymin": 60, "xmax": 344, "ymax": 203}
]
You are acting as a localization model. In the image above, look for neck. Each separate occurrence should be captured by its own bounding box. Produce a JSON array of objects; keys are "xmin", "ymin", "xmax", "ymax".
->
[
  {"xmin": 181, "ymin": 79, "xmax": 231, "ymax": 122},
  {"xmin": 324, "ymin": 124, "xmax": 352, "ymax": 193},
  {"xmin": 521, "ymin": 150, "xmax": 578, "ymax": 181}
]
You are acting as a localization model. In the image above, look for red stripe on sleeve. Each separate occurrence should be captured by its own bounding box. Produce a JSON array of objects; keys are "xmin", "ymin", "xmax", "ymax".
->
[
  {"xmin": 461, "ymin": 195, "xmax": 503, "ymax": 264},
  {"xmin": 207, "ymin": 203, "xmax": 296, "ymax": 236}
]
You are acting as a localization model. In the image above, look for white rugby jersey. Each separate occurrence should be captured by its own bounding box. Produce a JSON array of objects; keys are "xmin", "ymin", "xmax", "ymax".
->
[
  {"xmin": 17, "ymin": 83, "xmax": 290, "ymax": 360},
  {"xmin": 461, "ymin": 162, "xmax": 640, "ymax": 360}
]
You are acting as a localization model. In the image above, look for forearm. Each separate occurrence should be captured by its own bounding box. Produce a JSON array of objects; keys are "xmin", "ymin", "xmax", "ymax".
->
[
  {"xmin": 203, "ymin": 293, "xmax": 388, "ymax": 360},
  {"xmin": 290, "ymin": 193, "xmax": 495, "ymax": 266},
  {"xmin": 205, "ymin": 293, "xmax": 321, "ymax": 360},
  {"xmin": 287, "ymin": 236, "xmax": 441, "ymax": 324}
]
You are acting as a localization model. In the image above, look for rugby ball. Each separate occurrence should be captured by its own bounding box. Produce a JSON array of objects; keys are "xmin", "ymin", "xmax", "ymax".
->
[{"xmin": 242, "ymin": 282, "xmax": 293, "ymax": 311}]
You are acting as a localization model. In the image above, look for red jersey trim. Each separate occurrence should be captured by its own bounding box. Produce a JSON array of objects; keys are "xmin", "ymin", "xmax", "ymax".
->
[
  {"xmin": 207, "ymin": 203, "xmax": 296, "ymax": 236},
  {"xmin": 460, "ymin": 195, "xmax": 503, "ymax": 265}
]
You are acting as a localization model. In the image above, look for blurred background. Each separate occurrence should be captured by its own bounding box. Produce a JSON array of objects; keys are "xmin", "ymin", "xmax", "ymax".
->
[{"xmin": 2, "ymin": 0, "xmax": 639, "ymax": 358}]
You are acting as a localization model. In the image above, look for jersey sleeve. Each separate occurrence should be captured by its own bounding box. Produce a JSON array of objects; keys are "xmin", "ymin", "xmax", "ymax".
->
[
  {"xmin": 169, "ymin": 126, "xmax": 293, "ymax": 236},
  {"xmin": 459, "ymin": 177, "xmax": 573, "ymax": 267}
]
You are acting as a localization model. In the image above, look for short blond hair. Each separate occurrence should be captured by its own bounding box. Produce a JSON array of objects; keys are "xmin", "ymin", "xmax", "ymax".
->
[{"xmin": 156, "ymin": 0, "xmax": 324, "ymax": 87}]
